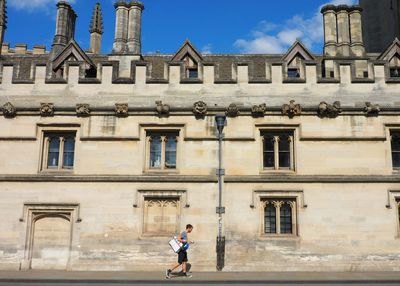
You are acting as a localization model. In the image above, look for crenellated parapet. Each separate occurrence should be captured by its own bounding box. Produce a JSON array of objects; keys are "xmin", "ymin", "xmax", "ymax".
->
[
  {"xmin": 0, "ymin": 53, "xmax": 399, "ymax": 87},
  {"xmin": 1, "ymin": 43, "xmax": 47, "ymax": 55}
]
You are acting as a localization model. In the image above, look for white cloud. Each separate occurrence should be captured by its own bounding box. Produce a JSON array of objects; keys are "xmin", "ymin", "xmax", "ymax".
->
[
  {"xmin": 234, "ymin": 0, "xmax": 356, "ymax": 54},
  {"xmin": 9, "ymin": 0, "xmax": 76, "ymax": 11},
  {"xmin": 201, "ymin": 44, "xmax": 213, "ymax": 55}
]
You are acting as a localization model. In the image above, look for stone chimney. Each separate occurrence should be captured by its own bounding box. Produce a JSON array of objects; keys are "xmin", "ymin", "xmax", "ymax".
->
[
  {"xmin": 349, "ymin": 6, "xmax": 364, "ymax": 56},
  {"xmin": 113, "ymin": 1, "xmax": 144, "ymax": 54},
  {"xmin": 321, "ymin": 5, "xmax": 365, "ymax": 57},
  {"xmin": 127, "ymin": 1, "xmax": 144, "ymax": 54},
  {"xmin": 89, "ymin": 2, "xmax": 103, "ymax": 54},
  {"xmin": 0, "ymin": 0, "xmax": 7, "ymax": 55},
  {"xmin": 51, "ymin": 1, "xmax": 77, "ymax": 57}
]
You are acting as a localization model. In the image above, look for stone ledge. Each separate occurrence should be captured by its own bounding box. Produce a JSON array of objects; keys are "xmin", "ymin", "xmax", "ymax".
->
[
  {"xmin": 0, "ymin": 175, "xmax": 218, "ymax": 183},
  {"xmin": 224, "ymin": 175, "xmax": 400, "ymax": 183}
]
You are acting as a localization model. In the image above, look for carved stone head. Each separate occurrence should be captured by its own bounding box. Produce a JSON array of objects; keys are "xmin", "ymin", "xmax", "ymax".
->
[
  {"xmin": 318, "ymin": 101, "xmax": 342, "ymax": 118},
  {"xmin": 251, "ymin": 103, "xmax": 267, "ymax": 117},
  {"xmin": 193, "ymin": 101, "xmax": 207, "ymax": 116},
  {"xmin": 364, "ymin": 102, "xmax": 380, "ymax": 117},
  {"xmin": 156, "ymin": 100, "xmax": 170, "ymax": 117},
  {"xmin": 282, "ymin": 100, "xmax": 301, "ymax": 118},
  {"xmin": 2, "ymin": 102, "xmax": 16, "ymax": 118},
  {"xmin": 226, "ymin": 103, "xmax": 240, "ymax": 118},
  {"xmin": 76, "ymin": 104, "xmax": 91, "ymax": 117},
  {"xmin": 40, "ymin": 103, "xmax": 54, "ymax": 117},
  {"xmin": 115, "ymin": 103, "xmax": 129, "ymax": 117}
]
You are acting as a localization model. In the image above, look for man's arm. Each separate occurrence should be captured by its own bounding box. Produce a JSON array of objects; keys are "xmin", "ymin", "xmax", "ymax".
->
[
  {"xmin": 177, "ymin": 234, "xmax": 193, "ymax": 244},
  {"xmin": 177, "ymin": 234, "xmax": 186, "ymax": 243}
]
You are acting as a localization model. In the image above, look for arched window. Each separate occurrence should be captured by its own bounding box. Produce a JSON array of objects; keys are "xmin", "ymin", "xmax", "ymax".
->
[
  {"xmin": 263, "ymin": 199, "xmax": 297, "ymax": 236},
  {"xmin": 280, "ymin": 203, "xmax": 293, "ymax": 234},
  {"xmin": 264, "ymin": 203, "xmax": 276, "ymax": 234}
]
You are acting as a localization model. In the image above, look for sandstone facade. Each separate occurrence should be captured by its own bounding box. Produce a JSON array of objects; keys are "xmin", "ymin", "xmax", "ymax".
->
[{"xmin": 1, "ymin": 1, "xmax": 400, "ymax": 272}]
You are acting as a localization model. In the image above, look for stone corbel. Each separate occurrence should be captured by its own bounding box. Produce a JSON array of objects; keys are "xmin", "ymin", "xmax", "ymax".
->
[
  {"xmin": 2, "ymin": 102, "xmax": 17, "ymax": 118},
  {"xmin": 40, "ymin": 103, "xmax": 55, "ymax": 117},
  {"xmin": 76, "ymin": 104, "xmax": 91, "ymax": 117},
  {"xmin": 156, "ymin": 100, "xmax": 170, "ymax": 117},
  {"xmin": 282, "ymin": 100, "xmax": 301, "ymax": 118},
  {"xmin": 193, "ymin": 101, "xmax": 207, "ymax": 118},
  {"xmin": 225, "ymin": 103, "xmax": 240, "ymax": 118},
  {"xmin": 115, "ymin": 103, "xmax": 129, "ymax": 117},
  {"xmin": 364, "ymin": 102, "xmax": 380, "ymax": 117},
  {"xmin": 251, "ymin": 103, "xmax": 267, "ymax": 117}
]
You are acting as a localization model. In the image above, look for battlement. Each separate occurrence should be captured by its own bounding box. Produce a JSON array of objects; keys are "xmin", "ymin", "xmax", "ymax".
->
[
  {"xmin": 0, "ymin": 55, "xmax": 397, "ymax": 86},
  {"xmin": 1, "ymin": 43, "xmax": 47, "ymax": 55}
]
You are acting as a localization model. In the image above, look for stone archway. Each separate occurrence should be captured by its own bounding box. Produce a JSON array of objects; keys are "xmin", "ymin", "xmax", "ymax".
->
[{"xmin": 30, "ymin": 213, "xmax": 72, "ymax": 270}]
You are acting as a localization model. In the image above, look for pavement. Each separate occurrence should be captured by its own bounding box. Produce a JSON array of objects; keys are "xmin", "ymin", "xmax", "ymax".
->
[{"xmin": 0, "ymin": 271, "xmax": 400, "ymax": 284}]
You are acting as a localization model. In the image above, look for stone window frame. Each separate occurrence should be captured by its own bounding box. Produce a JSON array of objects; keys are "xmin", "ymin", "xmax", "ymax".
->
[
  {"xmin": 251, "ymin": 190, "xmax": 307, "ymax": 239},
  {"xmin": 133, "ymin": 190, "xmax": 189, "ymax": 238},
  {"xmin": 262, "ymin": 198, "xmax": 297, "ymax": 236},
  {"xmin": 37, "ymin": 124, "xmax": 80, "ymax": 174},
  {"xmin": 388, "ymin": 128, "xmax": 400, "ymax": 171},
  {"xmin": 19, "ymin": 203, "xmax": 81, "ymax": 270},
  {"xmin": 141, "ymin": 125, "xmax": 184, "ymax": 174},
  {"xmin": 257, "ymin": 125, "xmax": 299, "ymax": 174},
  {"xmin": 385, "ymin": 190, "xmax": 400, "ymax": 238}
]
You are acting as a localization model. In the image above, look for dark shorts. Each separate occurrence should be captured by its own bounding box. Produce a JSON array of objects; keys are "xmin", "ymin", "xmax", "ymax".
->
[{"xmin": 178, "ymin": 250, "xmax": 188, "ymax": 264}]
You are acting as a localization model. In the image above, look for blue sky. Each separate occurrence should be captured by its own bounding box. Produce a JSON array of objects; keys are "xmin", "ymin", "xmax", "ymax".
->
[{"xmin": 6, "ymin": 0, "xmax": 356, "ymax": 55}]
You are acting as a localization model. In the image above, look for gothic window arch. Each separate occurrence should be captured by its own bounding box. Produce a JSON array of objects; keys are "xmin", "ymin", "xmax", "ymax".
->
[{"xmin": 263, "ymin": 199, "xmax": 297, "ymax": 236}]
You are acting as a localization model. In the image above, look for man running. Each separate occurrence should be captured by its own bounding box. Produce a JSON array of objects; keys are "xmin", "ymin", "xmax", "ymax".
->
[{"xmin": 166, "ymin": 224, "xmax": 194, "ymax": 278}]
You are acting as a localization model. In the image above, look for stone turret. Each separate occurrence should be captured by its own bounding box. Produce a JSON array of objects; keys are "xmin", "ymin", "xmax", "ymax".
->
[
  {"xmin": 89, "ymin": 2, "xmax": 103, "ymax": 54},
  {"xmin": 321, "ymin": 5, "xmax": 365, "ymax": 57},
  {"xmin": 113, "ymin": 1, "xmax": 144, "ymax": 54},
  {"xmin": 51, "ymin": 1, "xmax": 77, "ymax": 58},
  {"xmin": 0, "ymin": 0, "xmax": 6, "ymax": 55}
]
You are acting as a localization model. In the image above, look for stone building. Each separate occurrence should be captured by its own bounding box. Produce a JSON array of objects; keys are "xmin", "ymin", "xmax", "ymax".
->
[{"xmin": 1, "ymin": 0, "xmax": 400, "ymax": 272}]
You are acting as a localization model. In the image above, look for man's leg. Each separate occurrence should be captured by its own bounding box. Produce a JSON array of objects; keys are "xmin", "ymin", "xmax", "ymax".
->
[
  {"xmin": 182, "ymin": 262, "xmax": 187, "ymax": 273},
  {"xmin": 170, "ymin": 263, "xmax": 181, "ymax": 272}
]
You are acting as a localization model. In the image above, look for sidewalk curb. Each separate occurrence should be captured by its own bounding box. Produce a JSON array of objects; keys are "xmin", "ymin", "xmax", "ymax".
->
[{"xmin": 1, "ymin": 279, "xmax": 400, "ymax": 284}]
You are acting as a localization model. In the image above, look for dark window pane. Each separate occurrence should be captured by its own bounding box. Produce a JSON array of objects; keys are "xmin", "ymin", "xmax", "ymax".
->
[
  {"xmin": 392, "ymin": 134, "xmax": 400, "ymax": 151},
  {"xmin": 47, "ymin": 137, "xmax": 60, "ymax": 168},
  {"xmin": 278, "ymin": 135, "xmax": 290, "ymax": 151},
  {"xmin": 188, "ymin": 69, "xmax": 198, "ymax": 79},
  {"xmin": 165, "ymin": 136, "xmax": 177, "ymax": 169},
  {"xmin": 391, "ymin": 133, "xmax": 400, "ymax": 168},
  {"xmin": 264, "ymin": 152, "xmax": 275, "ymax": 168},
  {"xmin": 280, "ymin": 203, "xmax": 293, "ymax": 234},
  {"xmin": 278, "ymin": 135, "xmax": 291, "ymax": 168},
  {"xmin": 263, "ymin": 137, "xmax": 275, "ymax": 168},
  {"xmin": 63, "ymin": 137, "xmax": 75, "ymax": 168},
  {"xmin": 390, "ymin": 68, "xmax": 400, "ymax": 78},
  {"xmin": 150, "ymin": 136, "xmax": 162, "ymax": 168},
  {"xmin": 264, "ymin": 204, "xmax": 276, "ymax": 234},
  {"xmin": 288, "ymin": 68, "xmax": 300, "ymax": 78},
  {"xmin": 279, "ymin": 152, "xmax": 290, "ymax": 168},
  {"xmin": 393, "ymin": 152, "xmax": 400, "ymax": 168}
]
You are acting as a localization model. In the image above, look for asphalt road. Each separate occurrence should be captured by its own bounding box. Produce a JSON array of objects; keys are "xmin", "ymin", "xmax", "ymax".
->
[{"xmin": 2, "ymin": 283, "xmax": 400, "ymax": 286}]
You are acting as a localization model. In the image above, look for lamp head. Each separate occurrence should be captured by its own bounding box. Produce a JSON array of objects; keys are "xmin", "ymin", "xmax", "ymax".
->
[{"xmin": 215, "ymin": 114, "xmax": 227, "ymax": 134}]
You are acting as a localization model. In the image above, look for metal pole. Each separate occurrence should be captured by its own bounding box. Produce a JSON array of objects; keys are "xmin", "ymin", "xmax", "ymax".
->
[
  {"xmin": 218, "ymin": 132, "xmax": 222, "ymax": 238},
  {"xmin": 216, "ymin": 131, "xmax": 225, "ymax": 271}
]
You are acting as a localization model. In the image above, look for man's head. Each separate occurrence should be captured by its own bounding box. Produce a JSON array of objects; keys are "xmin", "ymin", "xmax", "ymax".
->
[{"xmin": 186, "ymin": 224, "xmax": 194, "ymax": 233}]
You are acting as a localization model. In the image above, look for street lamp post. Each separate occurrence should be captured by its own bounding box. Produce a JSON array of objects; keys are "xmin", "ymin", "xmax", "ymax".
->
[{"xmin": 215, "ymin": 114, "xmax": 226, "ymax": 271}]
